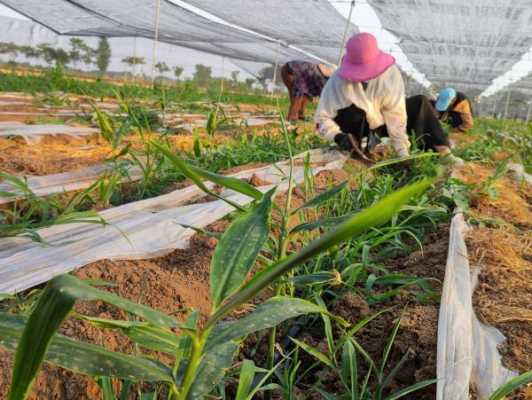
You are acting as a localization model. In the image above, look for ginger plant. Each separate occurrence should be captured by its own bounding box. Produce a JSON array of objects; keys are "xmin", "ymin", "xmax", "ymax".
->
[{"xmin": 1, "ymin": 145, "xmax": 433, "ymax": 400}]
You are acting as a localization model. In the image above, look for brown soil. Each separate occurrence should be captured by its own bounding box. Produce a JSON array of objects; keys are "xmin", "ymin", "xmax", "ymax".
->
[
  {"xmin": 291, "ymin": 224, "xmax": 450, "ymax": 400},
  {"xmin": 0, "ymin": 135, "xmax": 113, "ymax": 175},
  {"xmin": 0, "ymin": 165, "xmax": 355, "ymax": 399},
  {"xmin": 0, "ymin": 220, "xmax": 226, "ymax": 400},
  {"xmin": 450, "ymin": 132, "xmax": 482, "ymax": 148},
  {"xmin": 455, "ymin": 162, "xmax": 532, "ymax": 398},
  {"xmin": 454, "ymin": 163, "xmax": 532, "ymax": 229},
  {"xmin": 469, "ymin": 228, "xmax": 532, "ymax": 374}
]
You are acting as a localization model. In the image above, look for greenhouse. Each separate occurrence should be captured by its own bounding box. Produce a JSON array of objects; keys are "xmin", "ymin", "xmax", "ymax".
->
[{"xmin": 0, "ymin": 1, "xmax": 530, "ymax": 399}]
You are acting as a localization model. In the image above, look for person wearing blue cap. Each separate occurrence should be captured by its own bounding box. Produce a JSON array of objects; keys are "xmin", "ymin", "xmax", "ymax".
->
[{"xmin": 435, "ymin": 88, "xmax": 474, "ymax": 132}]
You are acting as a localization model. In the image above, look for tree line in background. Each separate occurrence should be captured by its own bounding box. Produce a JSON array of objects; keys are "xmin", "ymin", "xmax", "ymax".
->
[
  {"xmin": 0, "ymin": 38, "xmax": 292, "ymax": 92},
  {"xmin": 0, "ymin": 38, "xmax": 111, "ymax": 75}
]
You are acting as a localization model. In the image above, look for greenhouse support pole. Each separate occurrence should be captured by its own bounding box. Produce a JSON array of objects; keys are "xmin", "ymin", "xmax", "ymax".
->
[
  {"xmin": 526, "ymin": 102, "xmax": 532, "ymax": 123},
  {"xmin": 492, "ymin": 98, "xmax": 497, "ymax": 118},
  {"xmin": 270, "ymin": 41, "xmax": 281, "ymax": 100},
  {"xmin": 133, "ymin": 36, "xmax": 138, "ymax": 80},
  {"xmin": 338, "ymin": 1, "xmax": 355, "ymax": 66},
  {"xmin": 151, "ymin": 0, "xmax": 161, "ymax": 85},
  {"xmin": 504, "ymin": 90, "xmax": 511, "ymax": 119},
  {"xmin": 219, "ymin": 56, "xmax": 225, "ymax": 100}
]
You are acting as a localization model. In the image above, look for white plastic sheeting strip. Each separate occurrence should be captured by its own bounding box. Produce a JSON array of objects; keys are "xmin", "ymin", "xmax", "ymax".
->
[
  {"xmin": 0, "ymin": 149, "xmax": 347, "ymax": 294},
  {"xmin": 508, "ymin": 162, "xmax": 532, "ymax": 184},
  {"xmin": 177, "ymin": 117, "xmax": 277, "ymax": 132},
  {"xmin": 0, "ymin": 163, "xmax": 143, "ymax": 205},
  {"xmin": 437, "ymin": 212, "xmax": 517, "ymax": 399},
  {"xmin": 0, "ymin": 123, "xmax": 98, "ymax": 144}
]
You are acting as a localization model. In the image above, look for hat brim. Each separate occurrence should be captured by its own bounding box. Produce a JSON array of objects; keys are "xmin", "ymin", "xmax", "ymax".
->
[
  {"xmin": 338, "ymin": 51, "xmax": 395, "ymax": 82},
  {"xmin": 435, "ymin": 97, "xmax": 452, "ymax": 112}
]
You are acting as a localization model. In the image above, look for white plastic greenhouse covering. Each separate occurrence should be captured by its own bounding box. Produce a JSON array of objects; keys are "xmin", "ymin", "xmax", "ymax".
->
[
  {"xmin": 0, "ymin": 0, "xmax": 354, "ymax": 65},
  {"xmin": 183, "ymin": 0, "xmax": 358, "ymax": 61},
  {"xmin": 367, "ymin": 0, "xmax": 532, "ymax": 94}
]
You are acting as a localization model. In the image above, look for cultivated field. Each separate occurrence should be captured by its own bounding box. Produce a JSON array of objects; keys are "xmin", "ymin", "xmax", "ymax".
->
[{"xmin": 0, "ymin": 69, "xmax": 530, "ymax": 400}]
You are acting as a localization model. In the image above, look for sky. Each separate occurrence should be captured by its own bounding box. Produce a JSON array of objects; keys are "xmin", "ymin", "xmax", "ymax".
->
[{"xmin": 0, "ymin": 2, "xmax": 530, "ymax": 96}]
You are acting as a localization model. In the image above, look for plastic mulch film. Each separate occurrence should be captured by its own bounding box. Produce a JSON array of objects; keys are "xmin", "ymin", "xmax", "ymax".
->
[
  {"xmin": 0, "ymin": 122, "xmax": 98, "ymax": 144},
  {"xmin": 0, "ymin": 164, "xmax": 143, "ymax": 205},
  {"xmin": 508, "ymin": 163, "xmax": 532, "ymax": 184},
  {"xmin": 367, "ymin": 0, "xmax": 532, "ymax": 93},
  {"xmin": 437, "ymin": 212, "xmax": 517, "ymax": 399},
  {"xmin": 0, "ymin": 0, "xmax": 311, "ymax": 64},
  {"xmin": 0, "ymin": 149, "xmax": 347, "ymax": 294}
]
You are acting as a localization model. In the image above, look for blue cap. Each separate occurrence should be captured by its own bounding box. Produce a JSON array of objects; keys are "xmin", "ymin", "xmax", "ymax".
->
[{"xmin": 436, "ymin": 88, "xmax": 457, "ymax": 112}]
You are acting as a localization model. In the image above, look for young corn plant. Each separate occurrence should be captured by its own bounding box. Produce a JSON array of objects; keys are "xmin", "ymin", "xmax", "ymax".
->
[
  {"xmin": 0, "ymin": 172, "xmax": 105, "ymax": 242},
  {"xmin": 1, "ymin": 142, "xmax": 434, "ymax": 400}
]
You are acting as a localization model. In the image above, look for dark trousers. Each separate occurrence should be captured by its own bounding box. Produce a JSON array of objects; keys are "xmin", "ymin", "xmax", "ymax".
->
[
  {"xmin": 281, "ymin": 63, "xmax": 310, "ymax": 121},
  {"xmin": 333, "ymin": 95, "xmax": 450, "ymax": 151}
]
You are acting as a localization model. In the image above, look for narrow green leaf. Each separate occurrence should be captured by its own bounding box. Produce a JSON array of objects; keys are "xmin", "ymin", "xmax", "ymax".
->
[
  {"xmin": 206, "ymin": 108, "xmax": 218, "ymax": 137},
  {"xmin": 8, "ymin": 276, "xmax": 77, "ymax": 400},
  {"xmin": 235, "ymin": 360, "xmax": 257, "ymax": 400},
  {"xmin": 178, "ymin": 224, "xmax": 222, "ymax": 239},
  {"xmin": 315, "ymin": 388, "xmax": 338, "ymax": 400},
  {"xmin": 0, "ymin": 190, "xmax": 16, "ymax": 198},
  {"xmin": 80, "ymin": 316, "xmax": 181, "ymax": 355},
  {"xmin": 119, "ymin": 381, "xmax": 132, "ymax": 400},
  {"xmin": 0, "ymin": 313, "xmax": 173, "ymax": 385},
  {"xmin": 292, "ymin": 180, "xmax": 348, "ymax": 214},
  {"xmin": 289, "ymin": 271, "xmax": 336, "ymax": 287},
  {"xmin": 206, "ymin": 297, "xmax": 325, "ymax": 351},
  {"xmin": 193, "ymin": 136, "xmax": 201, "ymax": 158},
  {"xmin": 344, "ymin": 308, "xmax": 395, "ymax": 340},
  {"xmin": 56, "ymin": 275, "xmax": 178, "ymax": 327},
  {"xmin": 384, "ymin": 379, "xmax": 437, "ymax": 400},
  {"xmin": 153, "ymin": 142, "xmax": 263, "ymax": 201},
  {"xmin": 290, "ymin": 215, "xmax": 349, "ymax": 234},
  {"xmin": 350, "ymin": 338, "xmax": 377, "ymax": 374},
  {"xmin": 97, "ymin": 376, "xmax": 115, "ymax": 400},
  {"xmin": 0, "ymin": 293, "xmax": 15, "ymax": 301},
  {"xmin": 380, "ymin": 351, "xmax": 410, "ymax": 396},
  {"xmin": 206, "ymin": 178, "xmax": 435, "ymax": 329},
  {"xmin": 488, "ymin": 371, "xmax": 532, "ymax": 400},
  {"xmin": 211, "ymin": 190, "xmax": 273, "ymax": 309},
  {"xmin": 380, "ymin": 314, "xmax": 403, "ymax": 376},
  {"xmin": 186, "ymin": 342, "xmax": 238, "ymax": 400},
  {"xmin": 290, "ymin": 337, "xmax": 334, "ymax": 368},
  {"xmin": 341, "ymin": 340, "xmax": 357, "ymax": 397},
  {"xmin": 139, "ymin": 390, "xmax": 158, "ymax": 400},
  {"xmin": 6, "ymin": 274, "xmax": 178, "ymax": 400}
]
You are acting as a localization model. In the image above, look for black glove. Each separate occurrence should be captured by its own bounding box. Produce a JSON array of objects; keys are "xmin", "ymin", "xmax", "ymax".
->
[{"xmin": 334, "ymin": 133, "xmax": 353, "ymax": 151}]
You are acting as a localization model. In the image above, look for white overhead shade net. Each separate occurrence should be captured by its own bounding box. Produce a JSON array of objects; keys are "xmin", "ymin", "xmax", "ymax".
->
[
  {"xmin": 178, "ymin": 0, "xmax": 359, "ymax": 63},
  {"xmin": 367, "ymin": 0, "xmax": 532, "ymax": 94},
  {"xmin": 0, "ymin": 0, "xmax": 306, "ymax": 63},
  {"xmin": 506, "ymin": 73, "xmax": 532, "ymax": 96},
  {"xmin": 0, "ymin": 0, "xmax": 133, "ymax": 37}
]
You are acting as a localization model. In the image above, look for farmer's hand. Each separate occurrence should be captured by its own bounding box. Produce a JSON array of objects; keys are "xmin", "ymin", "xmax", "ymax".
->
[{"xmin": 334, "ymin": 133, "xmax": 354, "ymax": 151}]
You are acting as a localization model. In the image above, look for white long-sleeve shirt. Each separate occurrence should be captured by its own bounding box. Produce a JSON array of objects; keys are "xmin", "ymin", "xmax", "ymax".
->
[{"xmin": 315, "ymin": 65, "xmax": 410, "ymax": 157}]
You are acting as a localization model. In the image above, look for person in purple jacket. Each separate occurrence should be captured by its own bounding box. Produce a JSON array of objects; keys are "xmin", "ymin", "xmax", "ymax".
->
[{"xmin": 281, "ymin": 61, "xmax": 333, "ymax": 121}]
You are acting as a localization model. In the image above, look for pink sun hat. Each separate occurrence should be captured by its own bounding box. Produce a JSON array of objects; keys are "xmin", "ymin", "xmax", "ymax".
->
[{"xmin": 338, "ymin": 32, "xmax": 395, "ymax": 82}]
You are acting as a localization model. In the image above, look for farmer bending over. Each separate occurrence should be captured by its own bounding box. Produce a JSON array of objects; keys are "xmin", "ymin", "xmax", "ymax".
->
[
  {"xmin": 281, "ymin": 61, "xmax": 333, "ymax": 121},
  {"xmin": 315, "ymin": 32, "xmax": 453, "ymax": 159},
  {"xmin": 434, "ymin": 87, "xmax": 474, "ymax": 133}
]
